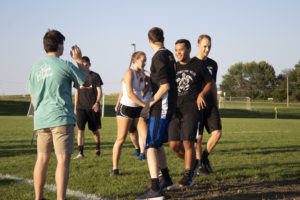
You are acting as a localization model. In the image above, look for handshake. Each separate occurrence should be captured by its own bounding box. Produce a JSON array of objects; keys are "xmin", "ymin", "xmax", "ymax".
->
[{"xmin": 140, "ymin": 103, "xmax": 150, "ymax": 122}]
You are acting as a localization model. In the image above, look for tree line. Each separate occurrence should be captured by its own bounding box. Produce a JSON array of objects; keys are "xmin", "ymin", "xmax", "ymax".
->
[{"xmin": 219, "ymin": 61, "xmax": 300, "ymax": 102}]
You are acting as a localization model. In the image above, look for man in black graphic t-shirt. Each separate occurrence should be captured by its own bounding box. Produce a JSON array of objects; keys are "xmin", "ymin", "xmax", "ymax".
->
[
  {"xmin": 168, "ymin": 39, "xmax": 212, "ymax": 187},
  {"xmin": 194, "ymin": 35, "xmax": 222, "ymax": 176},
  {"xmin": 73, "ymin": 56, "xmax": 103, "ymax": 159}
]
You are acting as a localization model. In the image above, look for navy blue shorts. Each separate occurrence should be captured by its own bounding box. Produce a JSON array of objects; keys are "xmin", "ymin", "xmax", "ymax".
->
[{"xmin": 146, "ymin": 117, "xmax": 169, "ymax": 149}]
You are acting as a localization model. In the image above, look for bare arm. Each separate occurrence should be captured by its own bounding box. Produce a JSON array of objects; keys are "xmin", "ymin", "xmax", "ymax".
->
[
  {"xmin": 74, "ymin": 89, "xmax": 78, "ymax": 116},
  {"xmin": 197, "ymin": 82, "xmax": 212, "ymax": 110},
  {"xmin": 92, "ymin": 86, "xmax": 102, "ymax": 112},
  {"xmin": 149, "ymin": 83, "xmax": 169, "ymax": 107},
  {"xmin": 115, "ymin": 90, "xmax": 123, "ymax": 112},
  {"xmin": 124, "ymin": 69, "xmax": 145, "ymax": 107},
  {"xmin": 30, "ymin": 95, "xmax": 34, "ymax": 107}
]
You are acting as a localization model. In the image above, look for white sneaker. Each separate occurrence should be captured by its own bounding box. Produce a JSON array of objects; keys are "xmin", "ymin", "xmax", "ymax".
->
[{"xmin": 73, "ymin": 153, "xmax": 84, "ymax": 159}]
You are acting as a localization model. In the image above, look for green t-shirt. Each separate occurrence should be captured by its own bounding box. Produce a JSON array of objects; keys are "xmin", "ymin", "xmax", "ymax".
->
[{"xmin": 26, "ymin": 56, "xmax": 87, "ymax": 130}]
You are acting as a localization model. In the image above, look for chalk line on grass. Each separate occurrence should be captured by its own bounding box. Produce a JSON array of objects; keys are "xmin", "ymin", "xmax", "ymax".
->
[
  {"xmin": 0, "ymin": 173, "xmax": 106, "ymax": 200},
  {"xmin": 225, "ymin": 130, "xmax": 290, "ymax": 134}
]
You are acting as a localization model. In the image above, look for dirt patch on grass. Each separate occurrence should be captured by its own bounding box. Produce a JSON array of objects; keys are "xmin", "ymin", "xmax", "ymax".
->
[{"xmin": 165, "ymin": 177, "xmax": 300, "ymax": 200}]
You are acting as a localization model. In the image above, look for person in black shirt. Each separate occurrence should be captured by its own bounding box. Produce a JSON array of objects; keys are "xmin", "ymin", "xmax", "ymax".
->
[
  {"xmin": 194, "ymin": 35, "xmax": 222, "ymax": 176},
  {"xmin": 73, "ymin": 56, "xmax": 103, "ymax": 158},
  {"xmin": 168, "ymin": 39, "xmax": 212, "ymax": 187},
  {"xmin": 136, "ymin": 27, "xmax": 176, "ymax": 200}
]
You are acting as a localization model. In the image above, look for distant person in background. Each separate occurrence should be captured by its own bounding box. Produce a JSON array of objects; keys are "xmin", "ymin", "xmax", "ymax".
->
[
  {"xmin": 26, "ymin": 29, "xmax": 87, "ymax": 200},
  {"xmin": 73, "ymin": 56, "xmax": 103, "ymax": 159},
  {"xmin": 194, "ymin": 34, "xmax": 222, "ymax": 176},
  {"xmin": 111, "ymin": 51, "xmax": 148, "ymax": 176}
]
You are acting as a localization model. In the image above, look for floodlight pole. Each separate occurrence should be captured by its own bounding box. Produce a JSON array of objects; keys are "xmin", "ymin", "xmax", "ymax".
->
[
  {"xmin": 131, "ymin": 43, "xmax": 136, "ymax": 52},
  {"xmin": 287, "ymin": 75, "xmax": 289, "ymax": 107}
]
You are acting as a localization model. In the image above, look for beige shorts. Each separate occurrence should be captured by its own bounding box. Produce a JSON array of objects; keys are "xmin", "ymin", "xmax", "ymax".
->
[{"xmin": 36, "ymin": 125, "xmax": 74, "ymax": 155}]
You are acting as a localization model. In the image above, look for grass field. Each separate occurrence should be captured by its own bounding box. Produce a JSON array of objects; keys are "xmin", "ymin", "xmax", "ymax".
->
[{"xmin": 0, "ymin": 96, "xmax": 300, "ymax": 199}]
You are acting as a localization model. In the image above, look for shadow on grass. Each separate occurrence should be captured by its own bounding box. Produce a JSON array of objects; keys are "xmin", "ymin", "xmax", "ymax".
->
[
  {"xmin": 216, "ymin": 145, "xmax": 300, "ymax": 155},
  {"xmin": 0, "ymin": 101, "xmax": 30, "ymax": 116},
  {"xmin": 82, "ymin": 141, "xmax": 135, "ymax": 150},
  {"xmin": 166, "ymin": 177, "xmax": 300, "ymax": 200},
  {"xmin": 220, "ymin": 108, "xmax": 300, "ymax": 119},
  {"xmin": 0, "ymin": 140, "xmax": 36, "ymax": 157},
  {"xmin": 2, "ymin": 100, "xmax": 300, "ymax": 119},
  {"xmin": 0, "ymin": 179, "xmax": 16, "ymax": 186}
]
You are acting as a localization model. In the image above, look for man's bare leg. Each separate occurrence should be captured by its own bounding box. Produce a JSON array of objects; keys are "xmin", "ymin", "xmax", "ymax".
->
[
  {"xmin": 55, "ymin": 153, "xmax": 71, "ymax": 200},
  {"xmin": 34, "ymin": 152, "xmax": 51, "ymax": 200}
]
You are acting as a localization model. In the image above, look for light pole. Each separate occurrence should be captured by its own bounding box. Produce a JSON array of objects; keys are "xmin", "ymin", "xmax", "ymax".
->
[
  {"xmin": 287, "ymin": 74, "xmax": 289, "ymax": 107},
  {"xmin": 131, "ymin": 43, "xmax": 136, "ymax": 52}
]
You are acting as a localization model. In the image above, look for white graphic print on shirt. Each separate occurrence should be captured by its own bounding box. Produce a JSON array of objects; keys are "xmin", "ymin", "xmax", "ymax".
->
[{"xmin": 176, "ymin": 70, "xmax": 196, "ymax": 96}]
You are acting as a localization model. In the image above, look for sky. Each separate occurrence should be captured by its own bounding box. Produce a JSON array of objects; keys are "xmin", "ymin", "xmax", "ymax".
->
[{"xmin": 0, "ymin": 0, "xmax": 299, "ymax": 95}]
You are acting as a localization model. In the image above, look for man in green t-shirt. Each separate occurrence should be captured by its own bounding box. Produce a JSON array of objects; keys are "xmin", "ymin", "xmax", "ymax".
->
[{"xmin": 26, "ymin": 30, "xmax": 87, "ymax": 200}]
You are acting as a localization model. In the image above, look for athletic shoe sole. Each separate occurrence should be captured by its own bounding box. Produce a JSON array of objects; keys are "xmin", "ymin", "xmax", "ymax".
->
[
  {"xmin": 162, "ymin": 183, "xmax": 175, "ymax": 192},
  {"xmin": 178, "ymin": 181, "xmax": 195, "ymax": 187}
]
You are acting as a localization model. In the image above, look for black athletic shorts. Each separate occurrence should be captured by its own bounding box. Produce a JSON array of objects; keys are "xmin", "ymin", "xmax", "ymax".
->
[
  {"xmin": 116, "ymin": 103, "xmax": 142, "ymax": 119},
  {"xmin": 76, "ymin": 108, "xmax": 101, "ymax": 131},
  {"xmin": 198, "ymin": 105, "xmax": 222, "ymax": 134},
  {"xmin": 168, "ymin": 101, "xmax": 201, "ymax": 141}
]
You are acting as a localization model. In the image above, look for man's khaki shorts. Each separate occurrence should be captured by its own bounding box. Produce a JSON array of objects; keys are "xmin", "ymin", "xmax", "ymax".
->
[{"xmin": 36, "ymin": 125, "xmax": 74, "ymax": 155}]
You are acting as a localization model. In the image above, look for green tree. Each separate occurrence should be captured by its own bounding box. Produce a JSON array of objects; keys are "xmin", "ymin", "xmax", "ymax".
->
[
  {"xmin": 289, "ymin": 61, "xmax": 300, "ymax": 101},
  {"xmin": 220, "ymin": 61, "xmax": 276, "ymax": 99}
]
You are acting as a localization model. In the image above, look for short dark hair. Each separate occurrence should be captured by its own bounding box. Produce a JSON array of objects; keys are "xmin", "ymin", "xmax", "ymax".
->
[
  {"xmin": 197, "ymin": 34, "xmax": 211, "ymax": 44},
  {"xmin": 43, "ymin": 29, "xmax": 65, "ymax": 53},
  {"xmin": 148, "ymin": 27, "xmax": 164, "ymax": 43},
  {"xmin": 175, "ymin": 39, "xmax": 191, "ymax": 49},
  {"xmin": 82, "ymin": 56, "xmax": 90, "ymax": 64}
]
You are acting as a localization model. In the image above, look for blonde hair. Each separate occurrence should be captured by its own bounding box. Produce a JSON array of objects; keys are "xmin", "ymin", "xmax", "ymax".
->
[{"xmin": 129, "ymin": 51, "xmax": 146, "ymax": 68}]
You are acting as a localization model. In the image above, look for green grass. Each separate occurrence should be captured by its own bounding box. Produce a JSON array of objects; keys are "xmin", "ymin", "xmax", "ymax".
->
[
  {"xmin": 0, "ymin": 116, "xmax": 300, "ymax": 199},
  {"xmin": 1, "ymin": 96, "xmax": 300, "ymax": 199}
]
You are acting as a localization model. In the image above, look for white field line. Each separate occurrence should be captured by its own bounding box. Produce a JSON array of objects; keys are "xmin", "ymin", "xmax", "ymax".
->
[
  {"xmin": 224, "ymin": 130, "xmax": 290, "ymax": 134},
  {"xmin": 0, "ymin": 173, "xmax": 106, "ymax": 200}
]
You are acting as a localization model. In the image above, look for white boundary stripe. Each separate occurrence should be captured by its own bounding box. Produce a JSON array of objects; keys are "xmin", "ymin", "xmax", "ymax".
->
[
  {"xmin": 0, "ymin": 173, "xmax": 106, "ymax": 200},
  {"xmin": 224, "ymin": 130, "xmax": 290, "ymax": 134}
]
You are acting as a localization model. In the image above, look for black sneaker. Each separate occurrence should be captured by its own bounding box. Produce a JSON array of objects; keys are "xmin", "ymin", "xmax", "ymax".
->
[
  {"xmin": 159, "ymin": 178, "xmax": 175, "ymax": 192},
  {"xmin": 203, "ymin": 159, "xmax": 213, "ymax": 174},
  {"xmin": 196, "ymin": 164, "xmax": 209, "ymax": 176},
  {"xmin": 95, "ymin": 149, "xmax": 100, "ymax": 156},
  {"xmin": 178, "ymin": 170, "xmax": 194, "ymax": 187},
  {"xmin": 135, "ymin": 188, "xmax": 164, "ymax": 200},
  {"xmin": 110, "ymin": 169, "xmax": 119, "ymax": 176},
  {"xmin": 134, "ymin": 149, "xmax": 140, "ymax": 157}
]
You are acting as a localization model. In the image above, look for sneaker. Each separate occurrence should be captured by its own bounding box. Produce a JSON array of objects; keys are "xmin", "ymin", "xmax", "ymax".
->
[
  {"xmin": 73, "ymin": 153, "xmax": 84, "ymax": 159},
  {"xmin": 138, "ymin": 153, "xmax": 146, "ymax": 160},
  {"xmin": 110, "ymin": 169, "xmax": 119, "ymax": 176},
  {"xmin": 95, "ymin": 149, "xmax": 101, "ymax": 156},
  {"xmin": 159, "ymin": 178, "xmax": 175, "ymax": 192},
  {"xmin": 135, "ymin": 188, "xmax": 164, "ymax": 200},
  {"xmin": 178, "ymin": 170, "xmax": 194, "ymax": 187},
  {"xmin": 203, "ymin": 159, "xmax": 213, "ymax": 174},
  {"xmin": 196, "ymin": 164, "xmax": 208, "ymax": 176},
  {"xmin": 158, "ymin": 169, "xmax": 162, "ymax": 178},
  {"xmin": 134, "ymin": 149, "xmax": 140, "ymax": 157}
]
